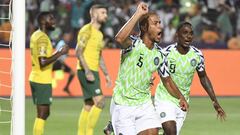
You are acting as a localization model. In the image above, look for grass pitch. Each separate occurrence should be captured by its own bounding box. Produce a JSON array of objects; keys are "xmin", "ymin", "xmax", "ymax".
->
[{"xmin": 17, "ymin": 97, "xmax": 240, "ymax": 135}]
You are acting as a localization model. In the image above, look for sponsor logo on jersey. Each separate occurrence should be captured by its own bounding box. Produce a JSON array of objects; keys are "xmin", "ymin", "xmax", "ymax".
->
[
  {"xmin": 190, "ymin": 59, "xmax": 197, "ymax": 67},
  {"xmin": 169, "ymin": 58, "xmax": 176, "ymax": 64},
  {"xmin": 160, "ymin": 112, "xmax": 166, "ymax": 118},
  {"xmin": 154, "ymin": 57, "xmax": 159, "ymax": 66}
]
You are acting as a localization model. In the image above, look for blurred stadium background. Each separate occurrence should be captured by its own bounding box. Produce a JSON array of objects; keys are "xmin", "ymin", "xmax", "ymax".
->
[{"xmin": 0, "ymin": 0, "xmax": 240, "ymax": 134}]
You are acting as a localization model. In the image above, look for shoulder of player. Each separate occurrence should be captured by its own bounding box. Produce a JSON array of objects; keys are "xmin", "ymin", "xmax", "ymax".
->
[
  {"xmin": 78, "ymin": 24, "xmax": 92, "ymax": 34},
  {"xmin": 190, "ymin": 45, "xmax": 204, "ymax": 57},
  {"xmin": 162, "ymin": 43, "xmax": 177, "ymax": 55},
  {"xmin": 31, "ymin": 30, "xmax": 49, "ymax": 43}
]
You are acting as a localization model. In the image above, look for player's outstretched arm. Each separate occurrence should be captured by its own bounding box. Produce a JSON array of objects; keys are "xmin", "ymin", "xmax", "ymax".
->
[
  {"xmin": 197, "ymin": 70, "xmax": 226, "ymax": 121},
  {"xmin": 115, "ymin": 2, "xmax": 148, "ymax": 49},
  {"xmin": 161, "ymin": 76, "xmax": 189, "ymax": 111},
  {"xmin": 39, "ymin": 45, "xmax": 69, "ymax": 69}
]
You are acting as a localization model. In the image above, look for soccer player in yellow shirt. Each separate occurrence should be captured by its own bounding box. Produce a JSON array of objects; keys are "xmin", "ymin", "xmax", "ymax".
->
[
  {"xmin": 75, "ymin": 4, "xmax": 112, "ymax": 135},
  {"xmin": 29, "ymin": 12, "xmax": 69, "ymax": 135}
]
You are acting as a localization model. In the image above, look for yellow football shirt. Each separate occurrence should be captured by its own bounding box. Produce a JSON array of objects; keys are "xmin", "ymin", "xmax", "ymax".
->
[
  {"xmin": 29, "ymin": 30, "xmax": 53, "ymax": 84},
  {"xmin": 77, "ymin": 23, "xmax": 104, "ymax": 71}
]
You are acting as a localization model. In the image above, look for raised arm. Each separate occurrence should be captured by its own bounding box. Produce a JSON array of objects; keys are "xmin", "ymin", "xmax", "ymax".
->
[
  {"xmin": 115, "ymin": 2, "xmax": 148, "ymax": 48},
  {"xmin": 197, "ymin": 70, "xmax": 226, "ymax": 121}
]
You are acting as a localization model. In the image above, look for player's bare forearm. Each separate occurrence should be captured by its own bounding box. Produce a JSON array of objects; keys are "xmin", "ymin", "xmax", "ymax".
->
[
  {"xmin": 39, "ymin": 53, "xmax": 61, "ymax": 69},
  {"xmin": 162, "ymin": 76, "xmax": 189, "ymax": 111},
  {"xmin": 39, "ymin": 46, "xmax": 69, "ymax": 69},
  {"xmin": 100, "ymin": 54, "xmax": 109, "ymax": 77},
  {"xmin": 198, "ymin": 71, "xmax": 226, "ymax": 120},
  {"xmin": 198, "ymin": 70, "xmax": 218, "ymax": 102},
  {"xmin": 115, "ymin": 2, "xmax": 148, "ymax": 48},
  {"xmin": 75, "ymin": 45, "xmax": 90, "ymax": 73},
  {"xmin": 115, "ymin": 13, "xmax": 141, "ymax": 47}
]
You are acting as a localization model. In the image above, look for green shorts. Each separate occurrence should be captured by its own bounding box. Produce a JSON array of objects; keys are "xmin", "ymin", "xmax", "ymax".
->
[
  {"xmin": 30, "ymin": 81, "xmax": 52, "ymax": 105},
  {"xmin": 77, "ymin": 70, "xmax": 102, "ymax": 100}
]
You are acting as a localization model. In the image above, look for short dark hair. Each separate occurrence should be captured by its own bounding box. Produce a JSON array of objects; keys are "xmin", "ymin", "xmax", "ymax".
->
[
  {"xmin": 138, "ymin": 12, "xmax": 158, "ymax": 37},
  {"xmin": 176, "ymin": 22, "xmax": 192, "ymax": 32},
  {"xmin": 37, "ymin": 12, "xmax": 52, "ymax": 26}
]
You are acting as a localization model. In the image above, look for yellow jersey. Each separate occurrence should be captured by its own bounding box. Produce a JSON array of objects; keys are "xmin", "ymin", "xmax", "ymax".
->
[
  {"xmin": 29, "ymin": 30, "xmax": 53, "ymax": 84},
  {"xmin": 77, "ymin": 23, "xmax": 104, "ymax": 71}
]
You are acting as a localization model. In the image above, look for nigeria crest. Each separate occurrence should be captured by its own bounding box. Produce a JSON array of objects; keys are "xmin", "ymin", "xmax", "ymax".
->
[{"xmin": 190, "ymin": 59, "xmax": 197, "ymax": 67}]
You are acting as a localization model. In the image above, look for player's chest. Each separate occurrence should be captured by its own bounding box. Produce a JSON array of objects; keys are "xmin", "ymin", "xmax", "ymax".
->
[
  {"xmin": 130, "ymin": 49, "xmax": 160, "ymax": 72},
  {"xmin": 167, "ymin": 52, "xmax": 198, "ymax": 74}
]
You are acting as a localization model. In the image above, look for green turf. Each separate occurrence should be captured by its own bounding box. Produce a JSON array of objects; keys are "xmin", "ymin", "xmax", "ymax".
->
[{"xmin": 6, "ymin": 97, "xmax": 239, "ymax": 135}]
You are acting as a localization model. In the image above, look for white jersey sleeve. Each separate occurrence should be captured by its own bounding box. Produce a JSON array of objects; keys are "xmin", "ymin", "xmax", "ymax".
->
[
  {"xmin": 157, "ymin": 51, "xmax": 170, "ymax": 78},
  {"xmin": 192, "ymin": 46, "xmax": 205, "ymax": 72}
]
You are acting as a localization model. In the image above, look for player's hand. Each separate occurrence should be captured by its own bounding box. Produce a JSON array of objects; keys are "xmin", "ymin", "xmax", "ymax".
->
[
  {"xmin": 179, "ymin": 96, "xmax": 189, "ymax": 111},
  {"xmin": 85, "ymin": 70, "xmax": 95, "ymax": 82},
  {"xmin": 105, "ymin": 75, "xmax": 112, "ymax": 88},
  {"xmin": 136, "ymin": 2, "xmax": 148, "ymax": 16},
  {"xmin": 59, "ymin": 45, "xmax": 69, "ymax": 55},
  {"xmin": 213, "ymin": 101, "xmax": 226, "ymax": 121}
]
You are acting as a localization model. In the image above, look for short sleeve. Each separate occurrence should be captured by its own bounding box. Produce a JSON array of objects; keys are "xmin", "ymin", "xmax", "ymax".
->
[
  {"xmin": 77, "ymin": 31, "xmax": 90, "ymax": 48},
  {"xmin": 196, "ymin": 50, "xmax": 205, "ymax": 72},
  {"xmin": 121, "ymin": 35, "xmax": 138, "ymax": 55},
  {"xmin": 157, "ymin": 52, "xmax": 170, "ymax": 78}
]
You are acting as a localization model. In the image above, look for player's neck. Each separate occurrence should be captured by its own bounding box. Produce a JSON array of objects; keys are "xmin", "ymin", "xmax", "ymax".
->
[
  {"xmin": 176, "ymin": 44, "xmax": 189, "ymax": 55},
  {"xmin": 39, "ymin": 27, "xmax": 49, "ymax": 35},
  {"xmin": 142, "ymin": 35, "xmax": 154, "ymax": 50},
  {"xmin": 90, "ymin": 20, "xmax": 101, "ymax": 30}
]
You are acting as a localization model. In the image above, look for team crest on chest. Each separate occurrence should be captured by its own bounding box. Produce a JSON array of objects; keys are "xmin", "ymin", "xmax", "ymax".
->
[
  {"xmin": 190, "ymin": 58, "xmax": 197, "ymax": 67},
  {"xmin": 154, "ymin": 57, "xmax": 159, "ymax": 66}
]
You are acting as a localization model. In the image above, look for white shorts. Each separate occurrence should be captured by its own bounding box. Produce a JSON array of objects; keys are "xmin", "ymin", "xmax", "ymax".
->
[
  {"xmin": 154, "ymin": 100, "xmax": 187, "ymax": 135},
  {"xmin": 110, "ymin": 100, "xmax": 161, "ymax": 135}
]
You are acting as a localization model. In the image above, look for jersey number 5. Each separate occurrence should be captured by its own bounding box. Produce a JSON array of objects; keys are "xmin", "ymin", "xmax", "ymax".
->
[{"xmin": 137, "ymin": 55, "xmax": 144, "ymax": 68}]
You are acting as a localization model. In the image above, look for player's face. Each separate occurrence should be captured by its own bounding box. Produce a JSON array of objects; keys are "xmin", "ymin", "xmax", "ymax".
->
[
  {"xmin": 96, "ymin": 8, "xmax": 108, "ymax": 24},
  {"xmin": 45, "ymin": 14, "xmax": 56, "ymax": 31},
  {"xmin": 178, "ymin": 25, "xmax": 193, "ymax": 48},
  {"xmin": 147, "ymin": 15, "xmax": 162, "ymax": 43}
]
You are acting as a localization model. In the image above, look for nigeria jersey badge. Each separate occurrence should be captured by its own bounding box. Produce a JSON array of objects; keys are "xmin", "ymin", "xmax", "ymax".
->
[
  {"xmin": 160, "ymin": 112, "xmax": 166, "ymax": 118},
  {"xmin": 191, "ymin": 59, "xmax": 197, "ymax": 67},
  {"xmin": 154, "ymin": 57, "xmax": 159, "ymax": 66}
]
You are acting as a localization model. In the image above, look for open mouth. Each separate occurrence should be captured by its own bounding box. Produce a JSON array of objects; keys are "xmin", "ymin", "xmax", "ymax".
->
[
  {"xmin": 157, "ymin": 32, "xmax": 162, "ymax": 36},
  {"xmin": 184, "ymin": 40, "xmax": 191, "ymax": 44}
]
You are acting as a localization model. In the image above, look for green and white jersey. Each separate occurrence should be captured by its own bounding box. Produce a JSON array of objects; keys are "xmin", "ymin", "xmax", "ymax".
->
[
  {"xmin": 155, "ymin": 43, "xmax": 205, "ymax": 106},
  {"xmin": 113, "ymin": 36, "xmax": 170, "ymax": 106}
]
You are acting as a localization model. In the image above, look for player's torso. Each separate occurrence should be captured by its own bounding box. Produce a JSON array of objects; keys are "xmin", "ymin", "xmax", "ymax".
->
[
  {"xmin": 114, "ymin": 39, "xmax": 162, "ymax": 105},
  {"xmin": 29, "ymin": 30, "xmax": 53, "ymax": 84},
  {"xmin": 78, "ymin": 24, "xmax": 104, "ymax": 71},
  {"xmin": 156, "ymin": 44, "xmax": 201, "ymax": 103},
  {"xmin": 167, "ymin": 46, "xmax": 199, "ymax": 87}
]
